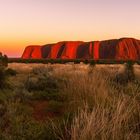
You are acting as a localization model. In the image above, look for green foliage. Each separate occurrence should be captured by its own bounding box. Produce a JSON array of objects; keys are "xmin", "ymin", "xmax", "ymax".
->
[{"xmin": 25, "ymin": 74, "xmax": 59, "ymax": 92}]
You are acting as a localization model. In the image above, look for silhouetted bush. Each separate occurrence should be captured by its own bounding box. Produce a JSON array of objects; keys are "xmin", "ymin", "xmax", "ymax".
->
[
  {"xmin": 8, "ymin": 57, "xmax": 140, "ymax": 66},
  {"xmin": 83, "ymin": 59, "xmax": 89, "ymax": 64},
  {"xmin": 90, "ymin": 60, "xmax": 96, "ymax": 66},
  {"xmin": 0, "ymin": 53, "xmax": 8, "ymax": 67},
  {"xmin": 0, "ymin": 66, "xmax": 6, "ymax": 88}
]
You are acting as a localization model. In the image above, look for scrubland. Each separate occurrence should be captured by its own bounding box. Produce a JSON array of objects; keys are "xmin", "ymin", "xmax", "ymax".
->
[{"xmin": 0, "ymin": 63, "xmax": 140, "ymax": 140}]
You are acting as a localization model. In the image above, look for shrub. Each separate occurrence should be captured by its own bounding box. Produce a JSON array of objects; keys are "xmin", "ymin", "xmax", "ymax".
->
[
  {"xmin": 0, "ymin": 53, "xmax": 8, "ymax": 67},
  {"xmin": 90, "ymin": 60, "xmax": 96, "ymax": 66},
  {"xmin": 83, "ymin": 59, "xmax": 89, "ymax": 64},
  {"xmin": 6, "ymin": 68, "xmax": 17, "ymax": 76},
  {"xmin": 25, "ymin": 67, "xmax": 59, "ymax": 93},
  {"xmin": 25, "ymin": 74, "xmax": 58, "ymax": 92},
  {"xmin": 114, "ymin": 63, "xmax": 135, "ymax": 85},
  {"xmin": 0, "ymin": 53, "xmax": 9, "ymax": 88},
  {"xmin": 0, "ymin": 66, "xmax": 7, "ymax": 89},
  {"xmin": 125, "ymin": 62, "xmax": 135, "ymax": 81}
]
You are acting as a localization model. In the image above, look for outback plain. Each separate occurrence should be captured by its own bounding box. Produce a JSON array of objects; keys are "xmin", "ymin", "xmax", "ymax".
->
[{"xmin": 0, "ymin": 61, "xmax": 140, "ymax": 140}]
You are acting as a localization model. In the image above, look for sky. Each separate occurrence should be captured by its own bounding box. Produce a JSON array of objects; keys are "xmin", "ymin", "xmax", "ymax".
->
[{"xmin": 0, "ymin": 0, "xmax": 140, "ymax": 57}]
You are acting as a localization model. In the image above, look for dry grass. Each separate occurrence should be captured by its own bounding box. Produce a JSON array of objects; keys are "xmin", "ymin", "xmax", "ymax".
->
[{"xmin": 5, "ymin": 63, "xmax": 140, "ymax": 139}]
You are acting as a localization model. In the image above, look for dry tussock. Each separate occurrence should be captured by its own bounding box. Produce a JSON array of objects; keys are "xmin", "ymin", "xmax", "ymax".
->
[{"xmin": 53, "ymin": 64, "xmax": 140, "ymax": 140}]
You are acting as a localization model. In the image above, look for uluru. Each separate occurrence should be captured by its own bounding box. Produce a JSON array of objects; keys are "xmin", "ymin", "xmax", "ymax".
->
[{"xmin": 22, "ymin": 38, "xmax": 140, "ymax": 60}]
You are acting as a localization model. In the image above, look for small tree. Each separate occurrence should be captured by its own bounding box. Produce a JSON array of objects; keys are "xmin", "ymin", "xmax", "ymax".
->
[{"xmin": 3, "ymin": 55, "xmax": 8, "ymax": 67}]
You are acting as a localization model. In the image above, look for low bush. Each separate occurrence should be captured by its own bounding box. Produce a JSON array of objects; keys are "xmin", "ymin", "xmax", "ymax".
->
[
  {"xmin": 0, "ymin": 53, "xmax": 9, "ymax": 88},
  {"xmin": 0, "ymin": 53, "xmax": 8, "ymax": 67},
  {"xmin": 24, "ymin": 68, "xmax": 67, "ymax": 106},
  {"xmin": 0, "ymin": 66, "xmax": 7, "ymax": 89},
  {"xmin": 114, "ymin": 63, "xmax": 135, "ymax": 85},
  {"xmin": 25, "ymin": 74, "xmax": 59, "ymax": 92},
  {"xmin": 6, "ymin": 68, "xmax": 17, "ymax": 76}
]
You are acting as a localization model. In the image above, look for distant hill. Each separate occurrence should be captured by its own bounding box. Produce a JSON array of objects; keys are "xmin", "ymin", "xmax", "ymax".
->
[{"xmin": 22, "ymin": 38, "xmax": 140, "ymax": 60}]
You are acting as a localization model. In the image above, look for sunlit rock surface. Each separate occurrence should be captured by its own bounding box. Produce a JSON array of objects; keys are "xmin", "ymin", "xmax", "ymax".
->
[{"xmin": 22, "ymin": 38, "xmax": 140, "ymax": 60}]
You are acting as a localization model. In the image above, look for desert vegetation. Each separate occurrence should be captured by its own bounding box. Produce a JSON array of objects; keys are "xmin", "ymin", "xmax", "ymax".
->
[
  {"xmin": 0, "ymin": 56, "xmax": 140, "ymax": 139},
  {"xmin": 9, "ymin": 58, "xmax": 140, "ymax": 65}
]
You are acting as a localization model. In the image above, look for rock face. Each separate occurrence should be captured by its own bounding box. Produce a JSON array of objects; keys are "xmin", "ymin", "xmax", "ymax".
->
[
  {"xmin": 22, "ymin": 38, "xmax": 140, "ymax": 60},
  {"xmin": 22, "ymin": 45, "xmax": 42, "ymax": 59}
]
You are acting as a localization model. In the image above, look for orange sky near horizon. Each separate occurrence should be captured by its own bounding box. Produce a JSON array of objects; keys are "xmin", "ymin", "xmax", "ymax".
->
[{"xmin": 0, "ymin": 0, "xmax": 140, "ymax": 57}]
